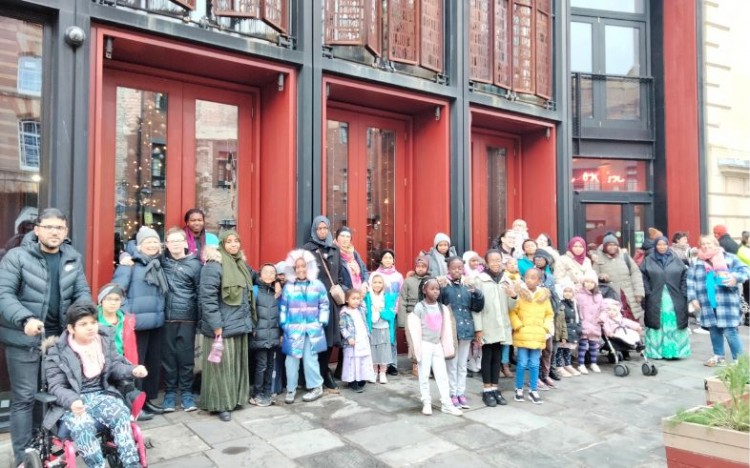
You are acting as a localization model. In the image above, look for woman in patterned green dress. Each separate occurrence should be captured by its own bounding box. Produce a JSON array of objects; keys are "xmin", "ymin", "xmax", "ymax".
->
[{"xmin": 640, "ymin": 236, "xmax": 691, "ymax": 359}]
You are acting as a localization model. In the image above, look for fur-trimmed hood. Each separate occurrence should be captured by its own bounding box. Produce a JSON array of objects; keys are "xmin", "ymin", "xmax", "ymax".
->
[{"xmin": 281, "ymin": 249, "xmax": 319, "ymax": 281}]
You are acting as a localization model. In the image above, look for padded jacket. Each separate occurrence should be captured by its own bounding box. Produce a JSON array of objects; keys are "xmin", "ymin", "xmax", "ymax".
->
[
  {"xmin": 198, "ymin": 259, "xmax": 254, "ymax": 339},
  {"xmin": 250, "ymin": 281, "xmax": 281, "ymax": 349},
  {"xmin": 162, "ymin": 252, "xmax": 202, "ymax": 322},
  {"xmin": 474, "ymin": 272, "xmax": 516, "ymax": 345},
  {"xmin": 509, "ymin": 288, "xmax": 554, "ymax": 350},
  {"xmin": 42, "ymin": 328, "xmax": 134, "ymax": 430},
  {"xmin": 593, "ymin": 248, "xmax": 645, "ymax": 319},
  {"xmin": 440, "ymin": 279, "xmax": 484, "ymax": 341},
  {"xmin": 0, "ymin": 233, "xmax": 91, "ymax": 349},
  {"xmin": 303, "ymin": 241, "xmax": 343, "ymax": 347},
  {"xmin": 112, "ymin": 251, "xmax": 167, "ymax": 331}
]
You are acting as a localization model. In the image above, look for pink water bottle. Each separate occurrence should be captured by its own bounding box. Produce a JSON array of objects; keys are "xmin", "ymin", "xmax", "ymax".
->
[{"xmin": 207, "ymin": 336, "xmax": 224, "ymax": 364}]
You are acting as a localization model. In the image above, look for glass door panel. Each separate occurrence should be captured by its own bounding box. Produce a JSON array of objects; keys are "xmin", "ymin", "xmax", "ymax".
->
[
  {"xmin": 326, "ymin": 120, "xmax": 350, "ymax": 232},
  {"xmin": 194, "ymin": 99, "xmax": 239, "ymax": 232},
  {"xmin": 486, "ymin": 145, "xmax": 507, "ymax": 250},
  {"xmin": 365, "ymin": 127, "xmax": 396, "ymax": 271},
  {"xmin": 114, "ymin": 86, "xmax": 168, "ymax": 251},
  {"xmin": 583, "ymin": 203, "xmax": 621, "ymax": 247}
]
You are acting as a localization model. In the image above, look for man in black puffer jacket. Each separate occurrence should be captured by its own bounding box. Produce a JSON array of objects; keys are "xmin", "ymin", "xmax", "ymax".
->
[{"xmin": 0, "ymin": 208, "xmax": 91, "ymax": 466}]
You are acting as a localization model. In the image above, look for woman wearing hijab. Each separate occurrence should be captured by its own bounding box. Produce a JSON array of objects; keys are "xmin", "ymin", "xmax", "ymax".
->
[
  {"xmin": 198, "ymin": 230, "xmax": 255, "ymax": 421},
  {"xmin": 687, "ymin": 235, "xmax": 750, "ymax": 367},
  {"xmin": 554, "ymin": 236, "xmax": 594, "ymax": 286},
  {"xmin": 302, "ymin": 216, "xmax": 343, "ymax": 391},
  {"xmin": 640, "ymin": 236, "xmax": 691, "ymax": 359}
]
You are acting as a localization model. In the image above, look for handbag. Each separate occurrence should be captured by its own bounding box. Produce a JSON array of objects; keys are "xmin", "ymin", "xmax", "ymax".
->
[{"xmin": 317, "ymin": 249, "xmax": 346, "ymax": 306}]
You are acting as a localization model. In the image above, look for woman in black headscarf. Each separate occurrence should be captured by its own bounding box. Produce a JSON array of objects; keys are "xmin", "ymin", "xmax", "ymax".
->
[
  {"xmin": 640, "ymin": 236, "xmax": 691, "ymax": 359},
  {"xmin": 302, "ymin": 216, "xmax": 343, "ymax": 390}
]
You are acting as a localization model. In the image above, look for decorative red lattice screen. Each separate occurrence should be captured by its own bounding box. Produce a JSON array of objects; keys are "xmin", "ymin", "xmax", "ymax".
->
[
  {"xmin": 493, "ymin": 0, "xmax": 511, "ymax": 89},
  {"xmin": 213, "ymin": 0, "xmax": 261, "ymax": 17},
  {"xmin": 469, "ymin": 0, "xmax": 493, "ymax": 83},
  {"xmin": 262, "ymin": 0, "xmax": 288, "ymax": 33},
  {"xmin": 535, "ymin": 0, "xmax": 552, "ymax": 99},
  {"xmin": 512, "ymin": 0, "xmax": 534, "ymax": 94},
  {"xmin": 325, "ymin": 0, "xmax": 366, "ymax": 45},
  {"xmin": 420, "ymin": 0, "xmax": 443, "ymax": 72},
  {"xmin": 365, "ymin": 0, "xmax": 381, "ymax": 56},
  {"xmin": 388, "ymin": 0, "xmax": 419, "ymax": 64},
  {"xmin": 169, "ymin": 0, "xmax": 196, "ymax": 9}
]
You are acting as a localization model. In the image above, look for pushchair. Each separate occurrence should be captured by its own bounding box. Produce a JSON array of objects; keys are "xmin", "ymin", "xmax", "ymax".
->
[{"xmin": 599, "ymin": 325, "xmax": 657, "ymax": 377}]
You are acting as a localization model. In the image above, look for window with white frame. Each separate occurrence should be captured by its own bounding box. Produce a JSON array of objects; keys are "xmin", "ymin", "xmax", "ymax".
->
[
  {"xmin": 17, "ymin": 56, "xmax": 42, "ymax": 96},
  {"xmin": 18, "ymin": 120, "xmax": 41, "ymax": 171}
]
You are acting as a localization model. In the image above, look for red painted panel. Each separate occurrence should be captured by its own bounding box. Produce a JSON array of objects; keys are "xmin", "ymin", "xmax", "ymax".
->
[
  {"xmin": 663, "ymin": 3, "xmax": 700, "ymax": 239},
  {"xmin": 259, "ymin": 77, "xmax": 296, "ymax": 265},
  {"xmin": 665, "ymin": 446, "xmax": 747, "ymax": 468},
  {"xmin": 520, "ymin": 129, "xmax": 557, "ymax": 241}
]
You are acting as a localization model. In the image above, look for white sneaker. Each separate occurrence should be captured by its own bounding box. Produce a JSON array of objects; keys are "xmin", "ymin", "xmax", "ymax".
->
[
  {"xmin": 590, "ymin": 363, "xmax": 601, "ymax": 373},
  {"xmin": 578, "ymin": 365, "xmax": 589, "ymax": 375},
  {"xmin": 440, "ymin": 404, "xmax": 463, "ymax": 416},
  {"xmin": 379, "ymin": 372, "xmax": 388, "ymax": 384},
  {"xmin": 422, "ymin": 402, "xmax": 433, "ymax": 415},
  {"xmin": 693, "ymin": 327, "xmax": 709, "ymax": 335}
]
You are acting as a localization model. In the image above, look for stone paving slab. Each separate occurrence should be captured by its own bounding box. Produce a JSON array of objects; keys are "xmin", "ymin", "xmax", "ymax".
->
[
  {"xmin": 142, "ymin": 423, "xmax": 212, "ymax": 464},
  {"xmin": 463, "ymin": 405, "xmax": 553, "ymax": 436},
  {"xmin": 205, "ymin": 435, "xmax": 298, "ymax": 468},
  {"xmin": 343, "ymin": 420, "xmax": 435, "ymax": 455},
  {"xmin": 245, "ymin": 413, "xmax": 318, "ymax": 440},
  {"xmin": 268, "ymin": 428, "xmax": 345, "ymax": 459},
  {"xmin": 186, "ymin": 418, "xmax": 252, "ymax": 445},
  {"xmin": 416, "ymin": 448, "xmax": 497, "ymax": 468},
  {"xmin": 297, "ymin": 447, "xmax": 389, "ymax": 468},
  {"xmin": 376, "ymin": 437, "xmax": 458, "ymax": 467},
  {"xmin": 150, "ymin": 453, "xmax": 217, "ymax": 468}
]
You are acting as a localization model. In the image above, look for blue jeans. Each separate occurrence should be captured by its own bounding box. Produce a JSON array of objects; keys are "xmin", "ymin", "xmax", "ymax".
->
[
  {"xmin": 501, "ymin": 344, "xmax": 511, "ymax": 364},
  {"xmin": 285, "ymin": 335, "xmax": 323, "ymax": 392},
  {"xmin": 515, "ymin": 347, "xmax": 541, "ymax": 391},
  {"xmin": 708, "ymin": 326, "xmax": 743, "ymax": 360}
]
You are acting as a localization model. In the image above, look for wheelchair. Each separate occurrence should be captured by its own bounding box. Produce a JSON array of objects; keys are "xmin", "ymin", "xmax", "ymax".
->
[{"xmin": 22, "ymin": 388, "xmax": 149, "ymax": 468}]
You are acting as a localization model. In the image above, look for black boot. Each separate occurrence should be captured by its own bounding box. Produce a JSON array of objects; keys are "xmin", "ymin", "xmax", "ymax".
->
[
  {"xmin": 323, "ymin": 370, "xmax": 339, "ymax": 390},
  {"xmin": 493, "ymin": 390, "xmax": 508, "ymax": 406},
  {"xmin": 549, "ymin": 368, "xmax": 561, "ymax": 381}
]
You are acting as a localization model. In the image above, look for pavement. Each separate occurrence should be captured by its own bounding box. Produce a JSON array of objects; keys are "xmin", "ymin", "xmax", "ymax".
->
[{"xmin": 2, "ymin": 328, "xmax": 749, "ymax": 468}]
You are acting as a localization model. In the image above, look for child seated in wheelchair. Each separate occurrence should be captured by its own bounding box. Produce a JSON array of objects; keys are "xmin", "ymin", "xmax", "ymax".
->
[{"xmin": 42, "ymin": 300, "xmax": 148, "ymax": 468}]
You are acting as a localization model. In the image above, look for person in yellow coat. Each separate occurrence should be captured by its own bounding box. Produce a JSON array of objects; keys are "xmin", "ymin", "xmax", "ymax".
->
[{"xmin": 510, "ymin": 268, "xmax": 553, "ymax": 405}]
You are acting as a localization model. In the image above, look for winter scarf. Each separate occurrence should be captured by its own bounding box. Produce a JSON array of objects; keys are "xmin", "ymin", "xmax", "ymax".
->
[
  {"xmin": 68, "ymin": 334, "xmax": 105, "ymax": 378},
  {"xmin": 696, "ymin": 245, "xmax": 728, "ymax": 272},
  {"xmin": 218, "ymin": 230, "xmax": 254, "ymax": 306},
  {"xmin": 339, "ymin": 243, "xmax": 363, "ymax": 290},
  {"xmin": 567, "ymin": 236, "xmax": 587, "ymax": 265}
]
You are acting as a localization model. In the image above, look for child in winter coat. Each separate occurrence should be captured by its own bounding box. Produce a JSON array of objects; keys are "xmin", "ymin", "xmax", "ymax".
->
[
  {"xmin": 339, "ymin": 288, "xmax": 375, "ymax": 392},
  {"xmin": 510, "ymin": 268, "xmax": 554, "ymax": 404},
  {"xmin": 399, "ymin": 254, "xmax": 430, "ymax": 375},
  {"xmin": 440, "ymin": 257, "xmax": 485, "ymax": 409},
  {"xmin": 374, "ymin": 249, "xmax": 404, "ymax": 376},
  {"xmin": 463, "ymin": 250, "xmax": 485, "ymax": 374},
  {"xmin": 408, "ymin": 277, "xmax": 462, "ymax": 417},
  {"xmin": 366, "ymin": 272, "xmax": 398, "ymax": 383},
  {"xmin": 96, "ymin": 283, "xmax": 138, "ymax": 365},
  {"xmin": 576, "ymin": 270, "xmax": 605, "ymax": 374},
  {"xmin": 427, "ymin": 232, "xmax": 458, "ymax": 277},
  {"xmin": 250, "ymin": 264, "xmax": 282, "ymax": 407},
  {"xmin": 600, "ymin": 298, "xmax": 643, "ymax": 347},
  {"xmin": 555, "ymin": 279, "xmax": 581, "ymax": 377}
]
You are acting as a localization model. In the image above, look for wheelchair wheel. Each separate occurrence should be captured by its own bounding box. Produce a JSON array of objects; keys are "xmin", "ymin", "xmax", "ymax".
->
[
  {"xmin": 614, "ymin": 364, "xmax": 628, "ymax": 377},
  {"xmin": 607, "ymin": 353, "xmax": 616, "ymax": 364},
  {"xmin": 624, "ymin": 365, "xmax": 631, "ymax": 376},
  {"xmin": 22, "ymin": 449, "xmax": 43, "ymax": 468},
  {"xmin": 642, "ymin": 363, "xmax": 652, "ymax": 376},
  {"xmin": 107, "ymin": 451, "xmax": 125, "ymax": 468}
]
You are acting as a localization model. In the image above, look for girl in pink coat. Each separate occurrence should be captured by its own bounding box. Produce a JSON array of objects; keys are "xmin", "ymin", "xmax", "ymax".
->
[{"xmin": 575, "ymin": 270, "xmax": 605, "ymax": 374}]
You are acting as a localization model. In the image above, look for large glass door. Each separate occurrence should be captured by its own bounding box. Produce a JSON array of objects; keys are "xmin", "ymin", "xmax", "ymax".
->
[
  {"xmin": 93, "ymin": 69, "xmax": 254, "ymax": 288},
  {"xmin": 470, "ymin": 133, "xmax": 517, "ymax": 253},
  {"xmin": 326, "ymin": 109, "xmax": 407, "ymax": 270},
  {"xmin": 576, "ymin": 199, "xmax": 650, "ymax": 254}
]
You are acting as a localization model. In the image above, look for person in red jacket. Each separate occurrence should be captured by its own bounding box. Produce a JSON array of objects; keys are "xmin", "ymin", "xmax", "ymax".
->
[{"xmin": 97, "ymin": 283, "xmax": 138, "ymax": 364}]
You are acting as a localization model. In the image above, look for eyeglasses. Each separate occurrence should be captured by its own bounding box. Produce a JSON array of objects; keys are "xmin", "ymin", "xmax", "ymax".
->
[
  {"xmin": 166, "ymin": 239, "xmax": 185, "ymax": 244},
  {"xmin": 37, "ymin": 225, "xmax": 67, "ymax": 232}
]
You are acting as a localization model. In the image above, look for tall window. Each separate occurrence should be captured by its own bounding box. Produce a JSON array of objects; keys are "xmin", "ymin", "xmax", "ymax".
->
[
  {"xmin": 17, "ymin": 56, "xmax": 42, "ymax": 96},
  {"xmin": 18, "ymin": 120, "xmax": 41, "ymax": 171}
]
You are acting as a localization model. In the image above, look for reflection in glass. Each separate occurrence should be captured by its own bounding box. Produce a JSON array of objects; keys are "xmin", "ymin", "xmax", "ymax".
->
[
  {"xmin": 570, "ymin": 22, "xmax": 593, "ymax": 73},
  {"xmin": 572, "ymin": 158, "xmax": 648, "ymax": 192},
  {"xmin": 605, "ymin": 26, "xmax": 640, "ymax": 76},
  {"xmin": 326, "ymin": 120, "xmax": 349, "ymax": 233},
  {"xmin": 0, "ymin": 18, "xmax": 42, "ymax": 258},
  {"xmin": 365, "ymin": 128, "xmax": 396, "ymax": 271},
  {"xmin": 114, "ymin": 87, "xmax": 168, "ymax": 250},
  {"xmin": 486, "ymin": 147, "xmax": 507, "ymax": 249},
  {"xmin": 194, "ymin": 100, "xmax": 239, "ymax": 233},
  {"xmin": 571, "ymin": 0, "xmax": 644, "ymax": 14},
  {"xmin": 632, "ymin": 204, "xmax": 646, "ymax": 248},
  {"xmin": 584, "ymin": 204, "xmax": 622, "ymax": 247}
]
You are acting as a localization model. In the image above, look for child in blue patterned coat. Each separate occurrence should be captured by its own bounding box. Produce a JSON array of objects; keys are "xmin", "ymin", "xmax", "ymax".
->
[
  {"xmin": 339, "ymin": 288, "xmax": 374, "ymax": 392},
  {"xmin": 280, "ymin": 249, "xmax": 330, "ymax": 404}
]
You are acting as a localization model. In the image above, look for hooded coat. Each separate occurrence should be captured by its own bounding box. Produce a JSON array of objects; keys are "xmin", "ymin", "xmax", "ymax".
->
[
  {"xmin": 279, "ymin": 250, "xmax": 330, "ymax": 358},
  {"xmin": 250, "ymin": 280, "xmax": 281, "ymax": 349},
  {"xmin": 593, "ymin": 246, "xmax": 645, "ymax": 319},
  {"xmin": 640, "ymin": 251, "xmax": 689, "ymax": 330},
  {"xmin": 474, "ymin": 271, "xmax": 516, "ymax": 345},
  {"xmin": 0, "ymin": 232, "xmax": 92, "ymax": 349},
  {"xmin": 510, "ymin": 288, "xmax": 554, "ymax": 350},
  {"xmin": 198, "ymin": 256, "xmax": 254, "ymax": 338},
  {"xmin": 42, "ymin": 328, "xmax": 134, "ymax": 430},
  {"xmin": 112, "ymin": 249, "xmax": 168, "ymax": 331},
  {"xmin": 426, "ymin": 233, "xmax": 457, "ymax": 277}
]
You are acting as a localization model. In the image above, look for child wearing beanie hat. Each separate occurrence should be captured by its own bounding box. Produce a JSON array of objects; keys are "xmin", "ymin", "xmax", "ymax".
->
[
  {"xmin": 427, "ymin": 233, "xmax": 457, "ymax": 277},
  {"xmin": 399, "ymin": 253, "xmax": 431, "ymax": 376},
  {"xmin": 555, "ymin": 278, "xmax": 580, "ymax": 377},
  {"xmin": 97, "ymin": 283, "xmax": 138, "ymax": 365},
  {"xmin": 575, "ymin": 270, "xmax": 605, "ymax": 374}
]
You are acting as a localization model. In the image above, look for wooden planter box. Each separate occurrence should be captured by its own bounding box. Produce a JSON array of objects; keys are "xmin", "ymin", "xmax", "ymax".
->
[
  {"xmin": 663, "ymin": 409, "xmax": 749, "ymax": 468},
  {"xmin": 705, "ymin": 376, "xmax": 750, "ymax": 406}
]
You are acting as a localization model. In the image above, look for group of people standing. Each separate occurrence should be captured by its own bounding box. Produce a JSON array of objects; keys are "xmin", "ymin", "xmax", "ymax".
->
[{"xmin": 1, "ymin": 207, "xmax": 749, "ymax": 467}]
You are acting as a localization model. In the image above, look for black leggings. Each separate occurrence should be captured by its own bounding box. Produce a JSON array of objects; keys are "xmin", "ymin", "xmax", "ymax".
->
[{"xmin": 481, "ymin": 342, "xmax": 503, "ymax": 385}]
